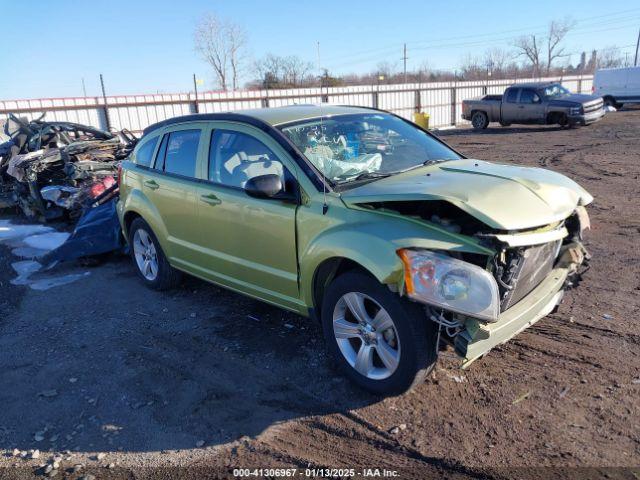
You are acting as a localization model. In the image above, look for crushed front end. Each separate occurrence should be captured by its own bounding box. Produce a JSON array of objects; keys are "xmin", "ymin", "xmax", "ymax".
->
[{"xmin": 390, "ymin": 201, "xmax": 591, "ymax": 367}]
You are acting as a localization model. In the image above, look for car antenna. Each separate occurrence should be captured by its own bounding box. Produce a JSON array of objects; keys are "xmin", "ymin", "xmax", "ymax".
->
[{"xmin": 317, "ymin": 40, "xmax": 329, "ymax": 215}]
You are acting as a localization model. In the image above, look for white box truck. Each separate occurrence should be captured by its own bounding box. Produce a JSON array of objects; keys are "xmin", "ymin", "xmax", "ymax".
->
[{"xmin": 593, "ymin": 67, "xmax": 640, "ymax": 109}]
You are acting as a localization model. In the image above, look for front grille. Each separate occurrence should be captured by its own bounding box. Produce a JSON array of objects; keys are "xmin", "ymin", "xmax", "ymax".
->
[
  {"xmin": 584, "ymin": 100, "xmax": 603, "ymax": 114},
  {"xmin": 501, "ymin": 241, "xmax": 561, "ymax": 310}
]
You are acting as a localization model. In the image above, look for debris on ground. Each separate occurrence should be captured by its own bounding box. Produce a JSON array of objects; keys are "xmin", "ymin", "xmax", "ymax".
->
[
  {"xmin": 512, "ymin": 391, "xmax": 532, "ymax": 405},
  {"xmin": 0, "ymin": 114, "xmax": 136, "ymax": 222}
]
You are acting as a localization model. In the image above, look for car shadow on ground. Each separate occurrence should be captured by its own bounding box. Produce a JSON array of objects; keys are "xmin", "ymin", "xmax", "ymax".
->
[
  {"xmin": 436, "ymin": 125, "xmax": 567, "ymax": 137},
  {"xmin": 0, "ymin": 249, "xmax": 451, "ymax": 464}
]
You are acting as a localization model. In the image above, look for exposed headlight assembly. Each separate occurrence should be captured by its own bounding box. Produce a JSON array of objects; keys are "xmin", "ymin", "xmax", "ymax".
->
[{"xmin": 398, "ymin": 249, "xmax": 500, "ymax": 322}]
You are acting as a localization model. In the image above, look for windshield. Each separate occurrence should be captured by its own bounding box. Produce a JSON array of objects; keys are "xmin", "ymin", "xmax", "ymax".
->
[
  {"xmin": 279, "ymin": 113, "xmax": 461, "ymax": 185},
  {"xmin": 542, "ymin": 84, "xmax": 571, "ymax": 98}
]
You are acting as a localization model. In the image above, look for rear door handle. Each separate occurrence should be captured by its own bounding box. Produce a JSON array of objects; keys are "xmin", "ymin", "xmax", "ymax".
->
[
  {"xmin": 143, "ymin": 180, "xmax": 159, "ymax": 190},
  {"xmin": 200, "ymin": 193, "xmax": 221, "ymax": 206}
]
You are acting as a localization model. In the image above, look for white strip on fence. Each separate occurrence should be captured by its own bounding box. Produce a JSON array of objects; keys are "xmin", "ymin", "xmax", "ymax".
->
[{"xmin": 0, "ymin": 75, "xmax": 593, "ymax": 133}]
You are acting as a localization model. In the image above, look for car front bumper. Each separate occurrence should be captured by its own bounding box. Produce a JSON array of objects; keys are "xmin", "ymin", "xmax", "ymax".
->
[
  {"xmin": 570, "ymin": 108, "xmax": 605, "ymax": 125},
  {"xmin": 454, "ymin": 266, "xmax": 569, "ymax": 368}
]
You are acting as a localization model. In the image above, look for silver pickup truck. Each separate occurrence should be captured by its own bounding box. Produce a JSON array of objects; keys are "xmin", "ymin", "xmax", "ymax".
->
[{"xmin": 462, "ymin": 82, "xmax": 605, "ymax": 129}]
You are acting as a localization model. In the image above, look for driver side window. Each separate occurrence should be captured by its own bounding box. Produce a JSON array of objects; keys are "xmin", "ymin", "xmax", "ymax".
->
[
  {"xmin": 208, "ymin": 130, "xmax": 286, "ymax": 189},
  {"xmin": 519, "ymin": 89, "xmax": 541, "ymax": 104}
]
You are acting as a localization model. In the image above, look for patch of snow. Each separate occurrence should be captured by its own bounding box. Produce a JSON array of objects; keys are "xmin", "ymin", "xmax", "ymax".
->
[
  {"xmin": 29, "ymin": 272, "xmax": 90, "ymax": 291},
  {"xmin": 2, "ymin": 220, "xmax": 87, "ymax": 291},
  {"xmin": 604, "ymin": 105, "xmax": 617, "ymax": 112},
  {"xmin": 11, "ymin": 260, "xmax": 42, "ymax": 285},
  {"xmin": 0, "ymin": 220, "xmax": 53, "ymax": 241},
  {"xmin": 23, "ymin": 232, "xmax": 69, "ymax": 251}
]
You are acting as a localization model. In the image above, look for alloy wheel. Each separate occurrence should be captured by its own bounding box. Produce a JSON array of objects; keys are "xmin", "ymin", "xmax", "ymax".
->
[
  {"xmin": 133, "ymin": 229, "xmax": 159, "ymax": 281},
  {"xmin": 332, "ymin": 292, "xmax": 401, "ymax": 380}
]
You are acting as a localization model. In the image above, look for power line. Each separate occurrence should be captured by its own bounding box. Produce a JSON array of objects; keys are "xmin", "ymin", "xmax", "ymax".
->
[
  {"xmin": 325, "ymin": 17, "xmax": 640, "ymax": 70},
  {"xmin": 321, "ymin": 7, "xmax": 640, "ymax": 64}
]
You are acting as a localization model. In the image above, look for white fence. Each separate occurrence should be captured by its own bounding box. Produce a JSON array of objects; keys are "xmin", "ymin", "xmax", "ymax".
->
[{"xmin": 0, "ymin": 75, "xmax": 593, "ymax": 133}]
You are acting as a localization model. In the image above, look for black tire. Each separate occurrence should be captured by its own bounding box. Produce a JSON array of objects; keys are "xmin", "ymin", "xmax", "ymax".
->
[
  {"xmin": 471, "ymin": 111, "xmax": 489, "ymax": 130},
  {"xmin": 321, "ymin": 271, "xmax": 438, "ymax": 395},
  {"xmin": 499, "ymin": 121, "xmax": 511, "ymax": 127},
  {"xmin": 603, "ymin": 97, "xmax": 620, "ymax": 109},
  {"xmin": 128, "ymin": 217, "xmax": 181, "ymax": 290},
  {"xmin": 557, "ymin": 113, "xmax": 570, "ymax": 128}
]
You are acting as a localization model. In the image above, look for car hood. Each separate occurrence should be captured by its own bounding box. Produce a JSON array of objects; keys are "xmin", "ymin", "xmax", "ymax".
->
[
  {"xmin": 549, "ymin": 93, "xmax": 602, "ymax": 106},
  {"xmin": 340, "ymin": 159, "xmax": 593, "ymax": 230}
]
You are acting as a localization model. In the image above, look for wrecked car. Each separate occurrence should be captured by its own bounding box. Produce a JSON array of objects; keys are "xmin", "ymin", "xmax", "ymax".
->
[
  {"xmin": 117, "ymin": 106, "xmax": 592, "ymax": 394},
  {"xmin": 0, "ymin": 114, "xmax": 136, "ymax": 221}
]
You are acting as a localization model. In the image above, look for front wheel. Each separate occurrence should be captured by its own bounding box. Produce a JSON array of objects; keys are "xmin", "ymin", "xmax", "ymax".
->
[
  {"xmin": 471, "ymin": 111, "xmax": 489, "ymax": 130},
  {"xmin": 321, "ymin": 271, "xmax": 438, "ymax": 395}
]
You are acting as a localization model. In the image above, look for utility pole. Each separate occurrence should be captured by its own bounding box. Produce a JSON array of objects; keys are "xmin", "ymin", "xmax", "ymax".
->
[
  {"xmin": 99, "ymin": 74, "xmax": 111, "ymax": 131},
  {"xmin": 402, "ymin": 43, "xmax": 408, "ymax": 84},
  {"xmin": 81, "ymin": 78, "xmax": 87, "ymax": 97},
  {"xmin": 635, "ymin": 27, "xmax": 640, "ymax": 66}
]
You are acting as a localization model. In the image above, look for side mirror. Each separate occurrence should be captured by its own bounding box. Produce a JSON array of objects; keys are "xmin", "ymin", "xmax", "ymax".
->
[{"xmin": 244, "ymin": 174, "xmax": 284, "ymax": 199}]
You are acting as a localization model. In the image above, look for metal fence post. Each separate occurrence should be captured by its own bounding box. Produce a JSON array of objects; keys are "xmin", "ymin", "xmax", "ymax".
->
[
  {"xmin": 451, "ymin": 86, "xmax": 457, "ymax": 126},
  {"xmin": 372, "ymin": 90, "xmax": 379, "ymax": 109},
  {"xmin": 414, "ymin": 90, "xmax": 421, "ymax": 113},
  {"xmin": 577, "ymin": 75, "xmax": 583, "ymax": 94}
]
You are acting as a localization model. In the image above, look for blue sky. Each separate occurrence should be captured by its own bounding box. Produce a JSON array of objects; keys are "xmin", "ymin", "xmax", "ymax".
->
[{"xmin": 1, "ymin": 0, "xmax": 638, "ymax": 99}]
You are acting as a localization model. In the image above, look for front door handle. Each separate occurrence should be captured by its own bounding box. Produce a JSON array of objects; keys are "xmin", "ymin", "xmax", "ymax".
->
[
  {"xmin": 143, "ymin": 180, "xmax": 159, "ymax": 190},
  {"xmin": 200, "ymin": 193, "xmax": 221, "ymax": 206}
]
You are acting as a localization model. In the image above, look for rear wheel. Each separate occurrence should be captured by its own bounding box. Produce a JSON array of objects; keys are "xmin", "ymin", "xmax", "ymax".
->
[
  {"xmin": 471, "ymin": 111, "xmax": 489, "ymax": 130},
  {"xmin": 129, "ymin": 217, "xmax": 181, "ymax": 290},
  {"xmin": 603, "ymin": 97, "xmax": 621, "ymax": 109},
  {"xmin": 321, "ymin": 271, "xmax": 438, "ymax": 395}
]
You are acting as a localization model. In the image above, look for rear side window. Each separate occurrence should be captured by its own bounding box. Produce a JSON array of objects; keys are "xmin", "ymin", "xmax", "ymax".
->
[
  {"xmin": 155, "ymin": 129, "xmax": 201, "ymax": 177},
  {"xmin": 134, "ymin": 137, "xmax": 158, "ymax": 167},
  {"xmin": 505, "ymin": 88, "xmax": 519, "ymax": 103}
]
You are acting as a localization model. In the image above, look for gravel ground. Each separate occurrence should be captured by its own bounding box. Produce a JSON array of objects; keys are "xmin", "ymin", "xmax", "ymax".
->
[{"xmin": 0, "ymin": 109, "xmax": 639, "ymax": 479}]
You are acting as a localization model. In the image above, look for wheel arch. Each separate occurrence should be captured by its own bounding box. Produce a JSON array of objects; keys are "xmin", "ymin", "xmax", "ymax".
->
[
  {"xmin": 120, "ymin": 190, "xmax": 171, "ymax": 255},
  {"xmin": 310, "ymin": 257, "xmax": 380, "ymax": 321}
]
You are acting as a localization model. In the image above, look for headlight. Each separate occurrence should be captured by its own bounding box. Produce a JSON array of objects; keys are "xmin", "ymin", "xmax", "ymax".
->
[{"xmin": 398, "ymin": 249, "xmax": 500, "ymax": 322}]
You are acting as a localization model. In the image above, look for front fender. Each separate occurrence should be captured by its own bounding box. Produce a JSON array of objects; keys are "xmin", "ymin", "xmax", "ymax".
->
[
  {"xmin": 299, "ymin": 215, "xmax": 493, "ymax": 307},
  {"xmin": 119, "ymin": 189, "xmax": 172, "ymax": 257}
]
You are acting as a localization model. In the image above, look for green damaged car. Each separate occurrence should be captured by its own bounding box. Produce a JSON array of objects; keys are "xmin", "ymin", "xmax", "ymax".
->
[{"xmin": 117, "ymin": 105, "xmax": 592, "ymax": 394}]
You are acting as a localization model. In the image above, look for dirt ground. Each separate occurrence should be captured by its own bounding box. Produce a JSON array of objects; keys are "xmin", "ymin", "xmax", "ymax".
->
[{"xmin": 0, "ymin": 110, "xmax": 639, "ymax": 480}]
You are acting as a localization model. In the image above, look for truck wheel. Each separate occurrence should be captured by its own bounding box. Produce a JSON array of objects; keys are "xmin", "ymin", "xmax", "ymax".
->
[
  {"xmin": 321, "ymin": 271, "xmax": 438, "ymax": 395},
  {"xmin": 471, "ymin": 111, "xmax": 489, "ymax": 130},
  {"xmin": 557, "ymin": 113, "xmax": 570, "ymax": 128},
  {"xmin": 499, "ymin": 121, "xmax": 511, "ymax": 127},
  {"xmin": 129, "ymin": 217, "xmax": 181, "ymax": 290},
  {"xmin": 603, "ymin": 97, "xmax": 621, "ymax": 109}
]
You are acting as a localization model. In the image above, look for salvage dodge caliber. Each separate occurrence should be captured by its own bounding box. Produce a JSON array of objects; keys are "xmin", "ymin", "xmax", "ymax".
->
[{"xmin": 118, "ymin": 106, "xmax": 592, "ymax": 394}]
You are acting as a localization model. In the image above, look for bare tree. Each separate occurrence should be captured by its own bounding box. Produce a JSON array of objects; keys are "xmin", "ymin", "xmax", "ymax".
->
[
  {"xmin": 194, "ymin": 13, "xmax": 247, "ymax": 90},
  {"xmin": 252, "ymin": 54, "xmax": 314, "ymax": 88},
  {"xmin": 282, "ymin": 56, "xmax": 313, "ymax": 87},
  {"xmin": 545, "ymin": 19, "xmax": 574, "ymax": 74},
  {"xmin": 484, "ymin": 47, "xmax": 515, "ymax": 73},
  {"xmin": 514, "ymin": 35, "xmax": 542, "ymax": 76},
  {"xmin": 513, "ymin": 18, "xmax": 574, "ymax": 76},
  {"xmin": 597, "ymin": 46, "xmax": 625, "ymax": 69}
]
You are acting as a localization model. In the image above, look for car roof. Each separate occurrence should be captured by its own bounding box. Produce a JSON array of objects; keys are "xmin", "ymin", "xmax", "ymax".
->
[
  {"xmin": 142, "ymin": 105, "xmax": 377, "ymax": 136},
  {"xmin": 510, "ymin": 82, "xmax": 559, "ymax": 89}
]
